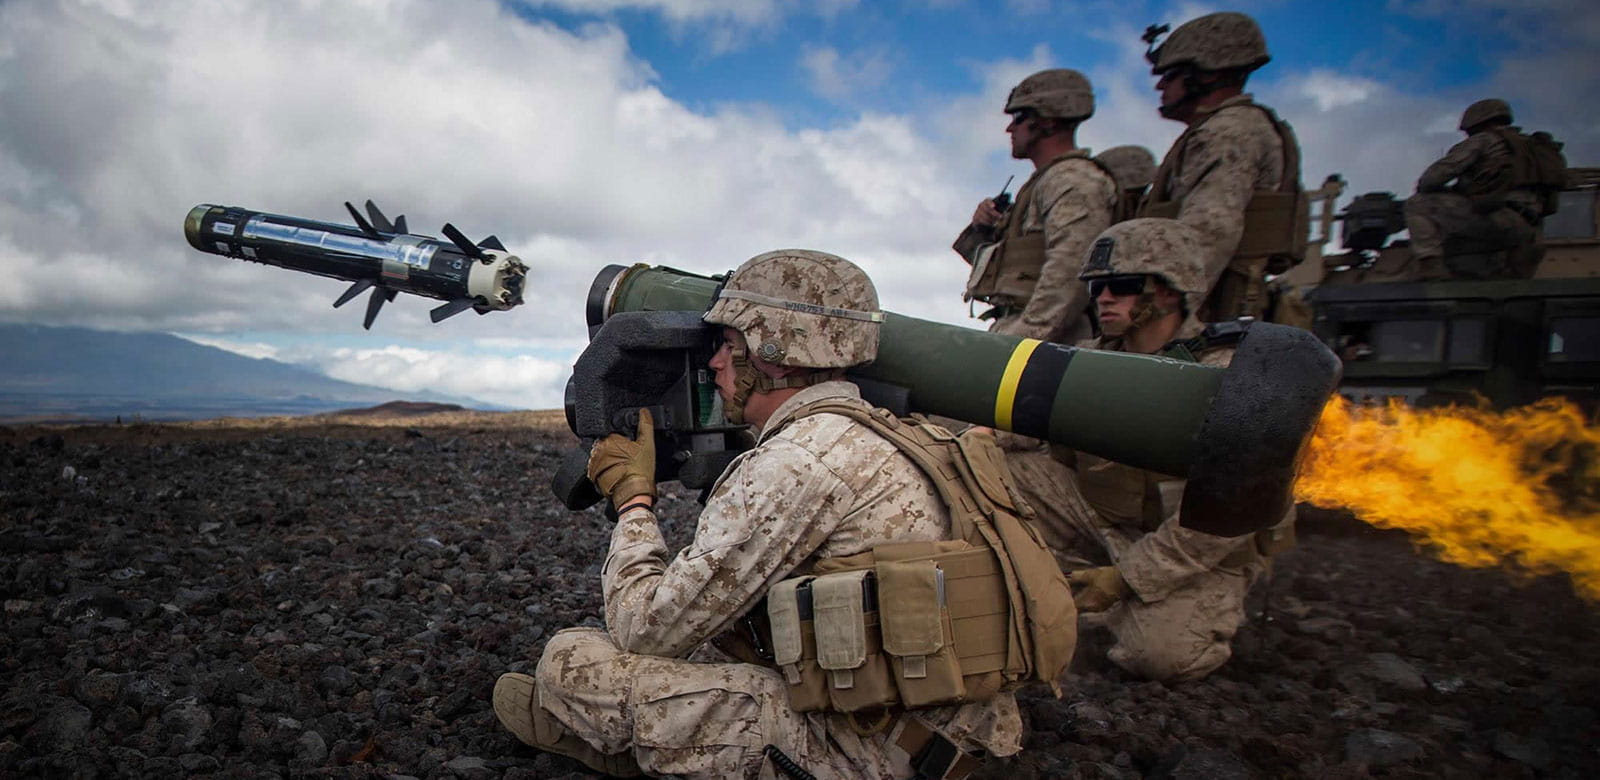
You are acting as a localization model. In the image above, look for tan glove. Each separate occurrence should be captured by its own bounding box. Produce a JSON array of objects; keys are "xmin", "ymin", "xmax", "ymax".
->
[
  {"xmin": 1067, "ymin": 565, "xmax": 1131, "ymax": 613},
  {"xmin": 586, "ymin": 407, "xmax": 657, "ymax": 508}
]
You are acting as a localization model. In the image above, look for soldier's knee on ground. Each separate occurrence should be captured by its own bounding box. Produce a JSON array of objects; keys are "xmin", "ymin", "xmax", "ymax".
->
[{"xmin": 1105, "ymin": 631, "xmax": 1233, "ymax": 683}]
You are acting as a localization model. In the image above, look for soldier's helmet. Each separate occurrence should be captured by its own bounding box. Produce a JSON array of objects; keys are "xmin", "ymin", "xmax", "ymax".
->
[
  {"xmin": 1094, "ymin": 145, "xmax": 1158, "ymax": 192},
  {"xmin": 1079, "ymin": 218, "xmax": 1208, "ymax": 312},
  {"xmin": 1147, "ymin": 12, "xmax": 1271, "ymax": 74},
  {"xmin": 703, "ymin": 249, "xmax": 883, "ymax": 369},
  {"xmin": 1005, "ymin": 69, "xmax": 1095, "ymax": 121},
  {"xmin": 1459, "ymin": 98, "xmax": 1513, "ymax": 132}
]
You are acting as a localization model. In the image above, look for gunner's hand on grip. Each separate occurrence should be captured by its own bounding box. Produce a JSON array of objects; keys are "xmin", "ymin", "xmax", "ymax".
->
[{"xmin": 586, "ymin": 407, "xmax": 658, "ymax": 508}]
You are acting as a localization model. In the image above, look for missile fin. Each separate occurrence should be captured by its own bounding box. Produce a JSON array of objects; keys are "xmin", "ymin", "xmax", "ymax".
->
[
  {"xmin": 430, "ymin": 297, "xmax": 477, "ymax": 323},
  {"xmin": 364, "ymin": 200, "xmax": 396, "ymax": 234},
  {"xmin": 477, "ymin": 235, "xmax": 506, "ymax": 251},
  {"xmin": 362, "ymin": 287, "xmax": 397, "ymax": 330},
  {"xmin": 333, "ymin": 278, "xmax": 375, "ymax": 308},
  {"xmin": 441, "ymin": 223, "xmax": 488, "ymax": 260},
  {"xmin": 392, "ymin": 214, "xmax": 408, "ymax": 234},
  {"xmin": 345, "ymin": 202, "xmax": 381, "ymax": 238}
]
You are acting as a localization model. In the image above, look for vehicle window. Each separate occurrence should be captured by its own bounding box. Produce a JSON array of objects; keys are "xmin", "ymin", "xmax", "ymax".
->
[
  {"xmin": 1370, "ymin": 320, "xmax": 1446, "ymax": 362},
  {"xmin": 1548, "ymin": 317, "xmax": 1600, "ymax": 362},
  {"xmin": 1447, "ymin": 317, "xmax": 1488, "ymax": 364}
]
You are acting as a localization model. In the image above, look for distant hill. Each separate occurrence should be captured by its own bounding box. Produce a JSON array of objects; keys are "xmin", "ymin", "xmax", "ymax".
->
[{"xmin": 0, "ymin": 323, "xmax": 492, "ymax": 423}]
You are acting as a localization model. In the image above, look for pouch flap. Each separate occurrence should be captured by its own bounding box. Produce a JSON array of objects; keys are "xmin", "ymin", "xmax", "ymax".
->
[
  {"xmin": 812, "ymin": 570, "xmax": 870, "ymax": 671},
  {"xmin": 878, "ymin": 559, "xmax": 945, "ymax": 657},
  {"xmin": 766, "ymin": 576, "xmax": 810, "ymax": 667}
]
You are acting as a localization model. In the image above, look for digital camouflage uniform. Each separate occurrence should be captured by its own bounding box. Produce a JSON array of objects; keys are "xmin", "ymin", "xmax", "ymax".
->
[
  {"xmin": 536, "ymin": 381, "xmax": 1023, "ymax": 778},
  {"xmin": 1027, "ymin": 218, "xmax": 1290, "ymax": 682},
  {"xmin": 955, "ymin": 153, "xmax": 1118, "ymax": 344},
  {"xmin": 1144, "ymin": 93, "xmax": 1291, "ymax": 320},
  {"xmin": 1064, "ymin": 322, "xmax": 1286, "ymax": 682},
  {"xmin": 1405, "ymin": 124, "xmax": 1545, "ymax": 278}
]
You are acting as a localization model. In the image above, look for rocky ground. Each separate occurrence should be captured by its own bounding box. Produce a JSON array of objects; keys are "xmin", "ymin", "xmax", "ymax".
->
[{"xmin": 2, "ymin": 416, "xmax": 1596, "ymax": 779}]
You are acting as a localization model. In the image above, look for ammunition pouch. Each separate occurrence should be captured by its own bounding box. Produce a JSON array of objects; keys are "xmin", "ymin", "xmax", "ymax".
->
[
  {"xmin": 750, "ymin": 401, "xmax": 1076, "ymax": 716},
  {"xmin": 964, "ymin": 233, "xmax": 1045, "ymax": 304},
  {"xmin": 764, "ymin": 543, "xmax": 1007, "ymax": 713},
  {"xmin": 1141, "ymin": 188, "xmax": 1307, "ymax": 274}
]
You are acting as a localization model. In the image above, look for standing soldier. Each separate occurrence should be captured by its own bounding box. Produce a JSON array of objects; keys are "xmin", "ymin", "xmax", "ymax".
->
[
  {"xmin": 1057, "ymin": 218, "xmax": 1295, "ymax": 682},
  {"xmin": 954, "ymin": 68, "xmax": 1118, "ymax": 345},
  {"xmin": 953, "ymin": 69, "xmax": 1119, "ymax": 551},
  {"xmin": 493, "ymin": 250, "xmax": 1069, "ymax": 779},
  {"xmin": 1138, "ymin": 12, "xmax": 1307, "ymax": 322},
  {"xmin": 1404, "ymin": 98, "xmax": 1567, "ymax": 279}
]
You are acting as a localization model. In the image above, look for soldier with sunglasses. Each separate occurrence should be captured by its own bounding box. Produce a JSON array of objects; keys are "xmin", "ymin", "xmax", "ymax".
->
[{"xmin": 1031, "ymin": 218, "xmax": 1295, "ymax": 682}]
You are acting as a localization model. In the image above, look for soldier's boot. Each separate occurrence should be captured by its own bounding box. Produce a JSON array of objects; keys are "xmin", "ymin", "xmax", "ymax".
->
[{"xmin": 492, "ymin": 672, "xmax": 644, "ymax": 778}]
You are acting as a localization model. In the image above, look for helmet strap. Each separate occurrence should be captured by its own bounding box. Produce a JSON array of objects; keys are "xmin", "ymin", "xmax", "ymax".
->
[
  {"xmin": 1127, "ymin": 290, "xmax": 1182, "ymax": 331},
  {"xmin": 723, "ymin": 335, "xmax": 843, "ymax": 425}
]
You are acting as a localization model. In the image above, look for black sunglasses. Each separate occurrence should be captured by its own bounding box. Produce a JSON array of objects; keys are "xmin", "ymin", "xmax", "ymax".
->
[{"xmin": 1087, "ymin": 274, "xmax": 1149, "ymax": 298}]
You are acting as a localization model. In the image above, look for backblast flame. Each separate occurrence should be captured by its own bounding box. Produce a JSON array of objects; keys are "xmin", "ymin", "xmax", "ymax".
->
[{"xmin": 1296, "ymin": 396, "xmax": 1600, "ymax": 600}]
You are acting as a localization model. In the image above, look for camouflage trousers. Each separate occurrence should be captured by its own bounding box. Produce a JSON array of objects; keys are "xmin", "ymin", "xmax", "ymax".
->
[
  {"xmin": 535, "ymin": 628, "xmax": 908, "ymax": 779},
  {"xmin": 1087, "ymin": 555, "xmax": 1264, "ymax": 683},
  {"xmin": 1404, "ymin": 192, "xmax": 1538, "ymax": 277},
  {"xmin": 1004, "ymin": 456, "xmax": 1266, "ymax": 683}
]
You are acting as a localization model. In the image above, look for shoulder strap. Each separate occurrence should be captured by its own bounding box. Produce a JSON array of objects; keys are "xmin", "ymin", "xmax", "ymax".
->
[{"xmin": 1160, "ymin": 319, "xmax": 1252, "ymax": 361}]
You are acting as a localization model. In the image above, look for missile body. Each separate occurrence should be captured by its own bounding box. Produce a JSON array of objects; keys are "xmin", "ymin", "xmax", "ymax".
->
[
  {"xmin": 573, "ymin": 263, "xmax": 1343, "ymax": 538},
  {"xmin": 185, "ymin": 203, "xmax": 525, "ymax": 328}
]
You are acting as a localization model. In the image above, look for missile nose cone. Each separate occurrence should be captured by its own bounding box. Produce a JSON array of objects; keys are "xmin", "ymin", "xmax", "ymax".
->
[{"xmin": 184, "ymin": 205, "xmax": 217, "ymax": 252}]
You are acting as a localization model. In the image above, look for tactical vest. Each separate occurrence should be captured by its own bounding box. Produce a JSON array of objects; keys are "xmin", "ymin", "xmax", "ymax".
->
[
  {"xmin": 1139, "ymin": 100, "xmax": 1309, "ymax": 279},
  {"xmin": 738, "ymin": 401, "xmax": 1076, "ymax": 717},
  {"xmin": 1480, "ymin": 128, "xmax": 1568, "ymax": 217},
  {"xmin": 964, "ymin": 153, "xmax": 1111, "ymax": 306}
]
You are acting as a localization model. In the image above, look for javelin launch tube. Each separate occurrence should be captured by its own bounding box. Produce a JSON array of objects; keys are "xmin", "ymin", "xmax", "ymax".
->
[{"xmin": 585, "ymin": 263, "xmax": 1341, "ymax": 538}]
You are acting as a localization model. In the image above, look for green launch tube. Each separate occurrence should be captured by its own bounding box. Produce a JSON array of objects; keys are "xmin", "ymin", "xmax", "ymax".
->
[
  {"xmin": 579, "ymin": 262, "xmax": 1343, "ymax": 538},
  {"xmin": 589, "ymin": 263, "xmax": 1224, "ymax": 478}
]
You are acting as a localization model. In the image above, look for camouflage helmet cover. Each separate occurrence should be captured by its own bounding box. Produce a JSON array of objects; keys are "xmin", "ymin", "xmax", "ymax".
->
[
  {"xmin": 1079, "ymin": 218, "xmax": 1208, "ymax": 312},
  {"xmin": 1094, "ymin": 145, "xmax": 1158, "ymax": 192},
  {"xmin": 1460, "ymin": 98, "xmax": 1513, "ymax": 131},
  {"xmin": 1148, "ymin": 12, "xmax": 1271, "ymax": 74},
  {"xmin": 1005, "ymin": 68, "xmax": 1095, "ymax": 121},
  {"xmin": 703, "ymin": 249, "xmax": 882, "ymax": 369}
]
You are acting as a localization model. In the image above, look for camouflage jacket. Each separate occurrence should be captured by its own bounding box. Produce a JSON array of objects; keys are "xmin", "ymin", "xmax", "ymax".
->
[
  {"xmin": 602, "ymin": 380, "xmax": 1023, "ymax": 756},
  {"xmin": 1075, "ymin": 320, "xmax": 1276, "ymax": 603},
  {"xmin": 1150, "ymin": 94, "xmax": 1290, "ymax": 287},
  {"xmin": 1416, "ymin": 128, "xmax": 1544, "ymax": 216},
  {"xmin": 956, "ymin": 151, "xmax": 1117, "ymax": 342}
]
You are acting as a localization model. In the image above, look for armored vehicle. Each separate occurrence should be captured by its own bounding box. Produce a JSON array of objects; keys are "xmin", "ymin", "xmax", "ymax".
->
[{"xmin": 1278, "ymin": 169, "xmax": 1600, "ymax": 412}]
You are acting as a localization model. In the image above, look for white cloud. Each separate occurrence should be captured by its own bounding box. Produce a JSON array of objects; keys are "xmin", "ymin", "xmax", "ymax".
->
[
  {"xmin": 800, "ymin": 45, "xmax": 895, "ymax": 103},
  {"xmin": 3, "ymin": 0, "xmax": 1597, "ymax": 414},
  {"xmin": 315, "ymin": 344, "xmax": 575, "ymax": 410}
]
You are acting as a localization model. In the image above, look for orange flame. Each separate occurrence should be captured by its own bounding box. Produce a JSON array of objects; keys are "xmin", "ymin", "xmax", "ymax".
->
[{"xmin": 1296, "ymin": 396, "xmax": 1600, "ymax": 600}]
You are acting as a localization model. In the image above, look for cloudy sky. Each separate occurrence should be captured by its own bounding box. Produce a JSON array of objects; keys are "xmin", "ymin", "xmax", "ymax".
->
[{"xmin": 2, "ymin": 0, "xmax": 1596, "ymax": 410}]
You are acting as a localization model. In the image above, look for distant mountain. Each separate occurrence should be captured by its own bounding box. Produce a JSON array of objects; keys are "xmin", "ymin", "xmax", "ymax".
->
[{"xmin": 0, "ymin": 323, "xmax": 492, "ymax": 422}]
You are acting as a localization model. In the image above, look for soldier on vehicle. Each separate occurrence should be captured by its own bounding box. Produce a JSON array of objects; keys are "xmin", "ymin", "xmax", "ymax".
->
[
  {"xmin": 494, "ymin": 250, "xmax": 1071, "ymax": 779},
  {"xmin": 1404, "ymin": 98, "xmax": 1568, "ymax": 279},
  {"xmin": 1138, "ymin": 11, "xmax": 1307, "ymax": 322},
  {"xmin": 954, "ymin": 68, "xmax": 1118, "ymax": 345},
  {"xmin": 1052, "ymin": 218, "xmax": 1295, "ymax": 682}
]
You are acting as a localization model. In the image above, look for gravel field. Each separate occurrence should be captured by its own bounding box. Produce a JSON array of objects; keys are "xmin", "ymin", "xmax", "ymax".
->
[{"xmin": 2, "ymin": 417, "xmax": 1596, "ymax": 779}]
